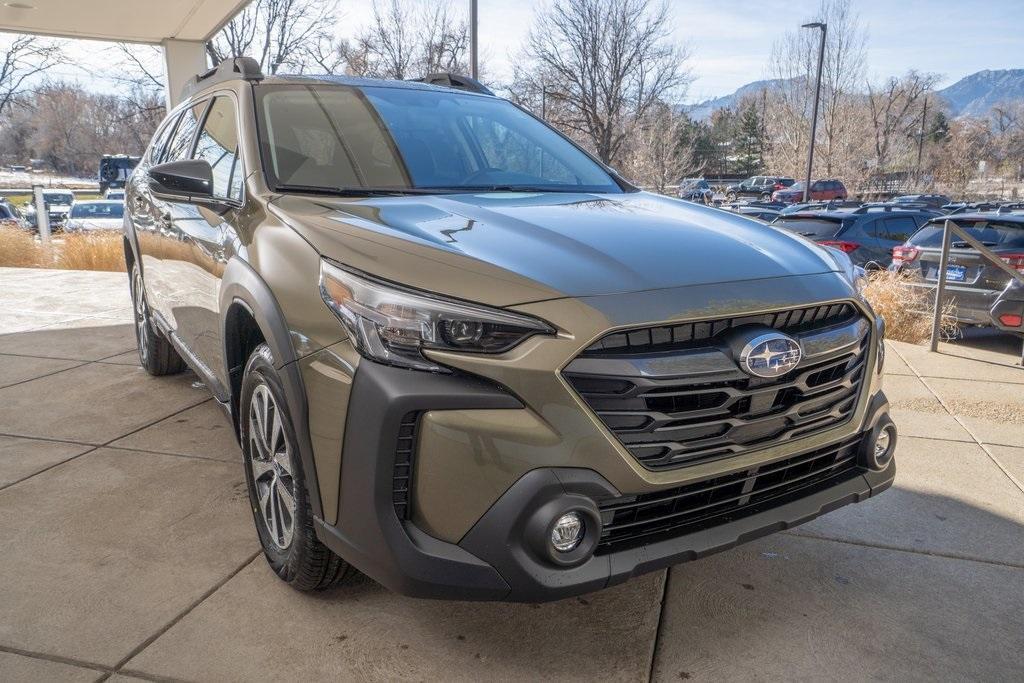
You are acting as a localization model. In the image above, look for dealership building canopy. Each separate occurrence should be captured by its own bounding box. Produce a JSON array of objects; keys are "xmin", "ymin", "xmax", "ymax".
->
[{"xmin": 0, "ymin": 0, "xmax": 250, "ymax": 107}]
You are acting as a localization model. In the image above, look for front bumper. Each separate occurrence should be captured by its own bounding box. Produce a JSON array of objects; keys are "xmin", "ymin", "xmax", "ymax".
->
[{"xmin": 314, "ymin": 360, "xmax": 895, "ymax": 602}]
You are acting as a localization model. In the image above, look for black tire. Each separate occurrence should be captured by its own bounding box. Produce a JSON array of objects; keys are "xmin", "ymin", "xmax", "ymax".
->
[
  {"xmin": 760, "ymin": 192, "xmax": 772, "ymax": 201},
  {"xmin": 726, "ymin": 192, "xmax": 737, "ymax": 201},
  {"xmin": 240, "ymin": 344, "xmax": 352, "ymax": 591},
  {"xmin": 130, "ymin": 261, "xmax": 185, "ymax": 376}
]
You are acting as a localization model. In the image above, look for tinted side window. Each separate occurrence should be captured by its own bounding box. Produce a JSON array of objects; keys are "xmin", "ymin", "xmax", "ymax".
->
[
  {"xmin": 193, "ymin": 96, "xmax": 243, "ymax": 201},
  {"xmin": 858, "ymin": 219, "xmax": 881, "ymax": 238},
  {"xmin": 164, "ymin": 102, "xmax": 207, "ymax": 162},
  {"xmin": 148, "ymin": 113, "xmax": 181, "ymax": 164},
  {"xmin": 882, "ymin": 216, "xmax": 918, "ymax": 242}
]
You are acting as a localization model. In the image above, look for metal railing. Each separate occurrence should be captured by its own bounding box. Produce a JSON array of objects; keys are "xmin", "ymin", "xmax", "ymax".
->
[{"xmin": 929, "ymin": 219, "xmax": 1024, "ymax": 364}]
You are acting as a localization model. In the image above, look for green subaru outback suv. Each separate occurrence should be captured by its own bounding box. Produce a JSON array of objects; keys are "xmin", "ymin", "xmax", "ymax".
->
[{"xmin": 123, "ymin": 58, "xmax": 896, "ymax": 602}]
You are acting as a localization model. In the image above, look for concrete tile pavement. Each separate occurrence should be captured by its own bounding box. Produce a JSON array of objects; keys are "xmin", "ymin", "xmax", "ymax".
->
[{"xmin": 1, "ymin": 267, "xmax": 1022, "ymax": 681}]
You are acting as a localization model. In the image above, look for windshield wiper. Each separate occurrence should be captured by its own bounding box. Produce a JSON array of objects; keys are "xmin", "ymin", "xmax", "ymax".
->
[{"xmin": 274, "ymin": 184, "xmax": 452, "ymax": 197}]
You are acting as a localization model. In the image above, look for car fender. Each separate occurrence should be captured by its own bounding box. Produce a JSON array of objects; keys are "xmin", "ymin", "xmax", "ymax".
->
[{"xmin": 219, "ymin": 256, "xmax": 325, "ymax": 519}]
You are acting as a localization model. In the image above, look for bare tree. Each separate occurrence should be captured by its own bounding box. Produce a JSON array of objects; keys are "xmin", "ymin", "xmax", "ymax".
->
[
  {"xmin": 0, "ymin": 34, "xmax": 64, "ymax": 115},
  {"xmin": 934, "ymin": 118, "xmax": 991, "ymax": 196},
  {"xmin": 866, "ymin": 71, "xmax": 939, "ymax": 173},
  {"xmin": 765, "ymin": 0, "xmax": 868, "ymax": 182},
  {"xmin": 208, "ymin": 0, "xmax": 339, "ymax": 74},
  {"xmin": 333, "ymin": 0, "xmax": 470, "ymax": 79},
  {"xmin": 619, "ymin": 102, "xmax": 696, "ymax": 193},
  {"xmin": 516, "ymin": 0, "xmax": 690, "ymax": 166}
]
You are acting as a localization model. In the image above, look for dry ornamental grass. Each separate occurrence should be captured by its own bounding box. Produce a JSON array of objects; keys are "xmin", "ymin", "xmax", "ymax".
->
[
  {"xmin": 0, "ymin": 227, "xmax": 126, "ymax": 273},
  {"xmin": 861, "ymin": 269, "xmax": 958, "ymax": 344}
]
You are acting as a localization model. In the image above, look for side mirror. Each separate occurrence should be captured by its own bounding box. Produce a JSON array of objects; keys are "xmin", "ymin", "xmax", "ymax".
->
[{"xmin": 148, "ymin": 160, "xmax": 214, "ymax": 203}]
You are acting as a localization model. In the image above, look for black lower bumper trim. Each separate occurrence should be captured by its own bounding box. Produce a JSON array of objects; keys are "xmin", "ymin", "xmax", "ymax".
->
[{"xmin": 317, "ymin": 361, "xmax": 896, "ymax": 602}]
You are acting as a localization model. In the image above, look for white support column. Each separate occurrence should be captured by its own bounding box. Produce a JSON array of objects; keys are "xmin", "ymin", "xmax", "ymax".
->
[{"xmin": 161, "ymin": 38, "xmax": 208, "ymax": 110}]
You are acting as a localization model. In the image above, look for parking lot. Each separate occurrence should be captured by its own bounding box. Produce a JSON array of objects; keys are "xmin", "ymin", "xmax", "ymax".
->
[{"xmin": 1, "ymin": 266, "xmax": 1022, "ymax": 682}]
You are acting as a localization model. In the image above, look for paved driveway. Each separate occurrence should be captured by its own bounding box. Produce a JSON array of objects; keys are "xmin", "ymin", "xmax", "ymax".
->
[{"xmin": 1, "ymin": 267, "xmax": 1022, "ymax": 682}]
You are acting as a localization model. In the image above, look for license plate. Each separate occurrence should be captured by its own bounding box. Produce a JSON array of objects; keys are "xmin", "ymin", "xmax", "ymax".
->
[{"xmin": 945, "ymin": 265, "xmax": 967, "ymax": 282}]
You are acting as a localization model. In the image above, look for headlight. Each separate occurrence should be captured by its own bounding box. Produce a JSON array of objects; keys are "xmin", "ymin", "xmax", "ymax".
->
[{"xmin": 320, "ymin": 260, "xmax": 554, "ymax": 372}]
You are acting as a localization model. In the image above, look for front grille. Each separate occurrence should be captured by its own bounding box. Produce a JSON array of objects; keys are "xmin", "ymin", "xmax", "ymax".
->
[
  {"xmin": 582, "ymin": 303, "xmax": 857, "ymax": 355},
  {"xmin": 392, "ymin": 412, "xmax": 419, "ymax": 520},
  {"xmin": 596, "ymin": 436, "xmax": 863, "ymax": 552},
  {"xmin": 565, "ymin": 303, "xmax": 868, "ymax": 471}
]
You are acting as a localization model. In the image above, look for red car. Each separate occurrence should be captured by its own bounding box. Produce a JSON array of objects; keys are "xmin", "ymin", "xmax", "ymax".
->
[{"xmin": 772, "ymin": 179, "xmax": 847, "ymax": 203}]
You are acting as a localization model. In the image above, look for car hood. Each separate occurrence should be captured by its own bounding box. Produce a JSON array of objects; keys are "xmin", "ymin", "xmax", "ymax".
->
[
  {"xmin": 273, "ymin": 191, "xmax": 841, "ymax": 307},
  {"xmin": 67, "ymin": 218, "xmax": 121, "ymax": 230}
]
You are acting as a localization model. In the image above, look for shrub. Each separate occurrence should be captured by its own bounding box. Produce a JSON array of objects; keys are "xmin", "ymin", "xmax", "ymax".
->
[
  {"xmin": 0, "ymin": 227, "xmax": 45, "ymax": 268},
  {"xmin": 862, "ymin": 269, "xmax": 958, "ymax": 344},
  {"xmin": 55, "ymin": 231, "xmax": 126, "ymax": 272}
]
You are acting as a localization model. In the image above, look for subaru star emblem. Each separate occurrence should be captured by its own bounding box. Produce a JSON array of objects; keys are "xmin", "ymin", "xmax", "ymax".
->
[{"xmin": 739, "ymin": 333, "xmax": 802, "ymax": 378}]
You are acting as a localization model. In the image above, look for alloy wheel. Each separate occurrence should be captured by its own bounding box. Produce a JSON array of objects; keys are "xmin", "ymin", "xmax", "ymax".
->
[
  {"xmin": 132, "ymin": 266, "xmax": 149, "ymax": 364},
  {"xmin": 248, "ymin": 383, "xmax": 297, "ymax": 550}
]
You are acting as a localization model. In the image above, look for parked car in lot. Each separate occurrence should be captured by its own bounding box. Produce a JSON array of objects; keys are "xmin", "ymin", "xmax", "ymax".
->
[
  {"xmin": 990, "ymin": 278, "xmax": 1024, "ymax": 335},
  {"xmin": 64, "ymin": 200, "xmax": 124, "ymax": 232},
  {"xmin": 772, "ymin": 179, "xmax": 848, "ymax": 204},
  {"xmin": 22, "ymin": 189, "xmax": 75, "ymax": 231},
  {"xmin": 721, "ymin": 201, "xmax": 785, "ymax": 222},
  {"xmin": 98, "ymin": 154, "xmax": 141, "ymax": 194},
  {"xmin": 124, "ymin": 58, "xmax": 895, "ymax": 602},
  {"xmin": 104, "ymin": 188, "xmax": 126, "ymax": 200},
  {"xmin": 725, "ymin": 175, "xmax": 795, "ymax": 200},
  {"xmin": 890, "ymin": 194, "xmax": 951, "ymax": 211},
  {"xmin": 0, "ymin": 200, "xmax": 26, "ymax": 229},
  {"xmin": 772, "ymin": 205, "xmax": 934, "ymax": 267},
  {"xmin": 891, "ymin": 209, "xmax": 1024, "ymax": 326},
  {"xmin": 677, "ymin": 177, "xmax": 713, "ymax": 204}
]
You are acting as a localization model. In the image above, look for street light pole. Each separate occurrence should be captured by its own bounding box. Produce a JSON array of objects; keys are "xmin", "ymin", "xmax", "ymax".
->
[
  {"xmin": 469, "ymin": 0, "xmax": 479, "ymax": 79},
  {"xmin": 802, "ymin": 22, "xmax": 827, "ymax": 203}
]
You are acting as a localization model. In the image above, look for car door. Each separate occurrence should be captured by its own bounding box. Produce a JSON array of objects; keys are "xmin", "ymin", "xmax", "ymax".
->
[
  {"xmin": 129, "ymin": 108, "xmax": 182, "ymax": 318},
  {"xmin": 165, "ymin": 94, "xmax": 245, "ymax": 389},
  {"xmin": 850, "ymin": 218, "xmax": 888, "ymax": 266},
  {"xmin": 877, "ymin": 215, "xmax": 919, "ymax": 268},
  {"xmin": 136, "ymin": 99, "xmax": 208, "ymax": 329}
]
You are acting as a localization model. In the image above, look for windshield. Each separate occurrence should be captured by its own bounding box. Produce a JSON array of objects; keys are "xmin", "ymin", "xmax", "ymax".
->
[
  {"xmin": 70, "ymin": 202, "xmax": 123, "ymax": 219},
  {"xmin": 44, "ymin": 193, "xmax": 73, "ymax": 206},
  {"xmin": 910, "ymin": 220, "xmax": 1024, "ymax": 249},
  {"xmin": 255, "ymin": 83, "xmax": 621, "ymax": 194},
  {"xmin": 773, "ymin": 217, "xmax": 846, "ymax": 239}
]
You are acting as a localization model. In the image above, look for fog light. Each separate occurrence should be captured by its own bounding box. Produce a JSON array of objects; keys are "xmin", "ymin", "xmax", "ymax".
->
[
  {"xmin": 872, "ymin": 424, "xmax": 896, "ymax": 469},
  {"xmin": 550, "ymin": 512, "xmax": 584, "ymax": 552}
]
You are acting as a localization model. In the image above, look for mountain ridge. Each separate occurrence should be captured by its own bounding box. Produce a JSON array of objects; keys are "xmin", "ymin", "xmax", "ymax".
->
[{"xmin": 685, "ymin": 68, "xmax": 1024, "ymax": 120}]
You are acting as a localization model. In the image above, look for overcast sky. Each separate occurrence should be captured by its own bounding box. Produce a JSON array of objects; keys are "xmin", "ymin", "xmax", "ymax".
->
[{"xmin": 48, "ymin": 0, "xmax": 1024, "ymax": 103}]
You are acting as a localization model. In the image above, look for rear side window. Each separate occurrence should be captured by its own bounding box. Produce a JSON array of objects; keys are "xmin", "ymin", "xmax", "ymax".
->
[
  {"xmin": 193, "ymin": 96, "xmax": 243, "ymax": 201},
  {"xmin": 881, "ymin": 216, "xmax": 918, "ymax": 242},
  {"xmin": 164, "ymin": 102, "xmax": 207, "ymax": 162},
  {"xmin": 910, "ymin": 220, "xmax": 1024, "ymax": 249},
  {"xmin": 0, "ymin": 205, "xmax": 12, "ymax": 219},
  {"xmin": 774, "ymin": 217, "xmax": 846, "ymax": 239}
]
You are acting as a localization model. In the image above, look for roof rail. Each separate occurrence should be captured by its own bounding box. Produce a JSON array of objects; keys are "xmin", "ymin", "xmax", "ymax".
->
[
  {"xmin": 409, "ymin": 72, "xmax": 494, "ymax": 96},
  {"xmin": 181, "ymin": 57, "xmax": 264, "ymax": 101}
]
